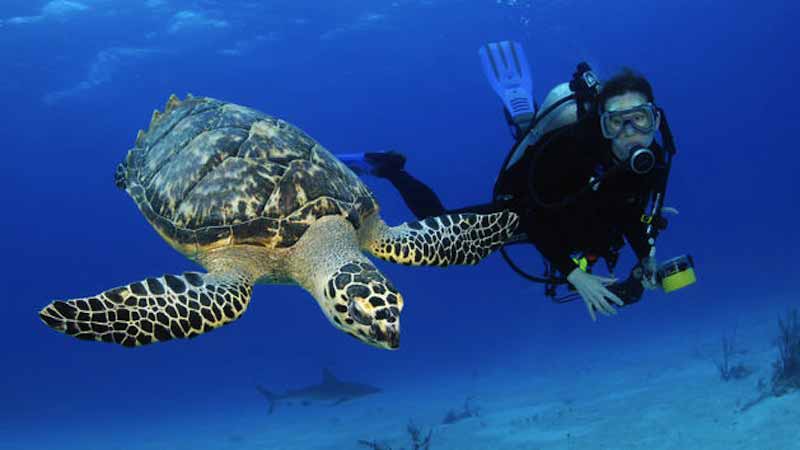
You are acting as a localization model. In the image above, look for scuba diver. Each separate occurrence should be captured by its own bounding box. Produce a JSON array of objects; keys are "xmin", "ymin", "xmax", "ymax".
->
[{"xmin": 340, "ymin": 41, "xmax": 695, "ymax": 321}]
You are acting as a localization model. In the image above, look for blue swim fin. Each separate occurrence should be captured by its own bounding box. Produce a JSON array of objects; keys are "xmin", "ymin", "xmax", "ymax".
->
[
  {"xmin": 338, "ymin": 151, "xmax": 406, "ymax": 177},
  {"xmin": 338, "ymin": 153, "xmax": 372, "ymax": 175},
  {"xmin": 479, "ymin": 41, "xmax": 535, "ymax": 126}
]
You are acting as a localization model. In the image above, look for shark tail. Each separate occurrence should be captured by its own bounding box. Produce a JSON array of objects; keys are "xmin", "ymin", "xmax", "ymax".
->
[{"xmin": 256, "ymin": 385, "xmax": 277, "ymax": 414}]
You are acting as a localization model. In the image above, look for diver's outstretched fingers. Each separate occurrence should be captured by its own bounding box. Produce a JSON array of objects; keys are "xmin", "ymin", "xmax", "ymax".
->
[
  {"xmin": 605, "ymin": 289, "xmax": 625, "ymax": 307},
  {"xmin": 591, "ymin": 294, "xmax": 613, "ymax": 317},
  {"xmin": 585, "ymin": 301, "xmax": 597, "ymax": 322},
  {"xmin": 591, "ymin": 274, "xmax": 618, "ymax": 286},
  {"xmin": 600, "ymin": 298, "xmax": 618, "ymax": 316}
]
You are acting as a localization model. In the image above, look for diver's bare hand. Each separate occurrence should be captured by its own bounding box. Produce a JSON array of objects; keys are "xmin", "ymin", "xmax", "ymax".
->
[
  {"xmin": 639, "ymin": 257, "xmax": 659, "ymax": 290},
  {"xmin": 566, "ymin": 268, "xmax": 625, "ymax": 321}
]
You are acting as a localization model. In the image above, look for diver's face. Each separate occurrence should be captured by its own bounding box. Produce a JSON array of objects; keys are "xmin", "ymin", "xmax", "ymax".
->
[{"xmin": 603, "ymin": 92, "xmax": 660, "ymax": 161}]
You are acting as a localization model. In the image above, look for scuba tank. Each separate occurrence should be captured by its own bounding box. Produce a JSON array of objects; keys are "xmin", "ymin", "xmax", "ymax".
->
[{"xmin": 502, "ymin": 82, "xmax": 578, "ymax": 171}]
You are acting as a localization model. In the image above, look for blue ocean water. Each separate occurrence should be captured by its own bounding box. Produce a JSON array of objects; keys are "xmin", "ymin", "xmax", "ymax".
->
[{"xmin": 2, "ymin": 1, "xmax": 798, "ymax": 449}]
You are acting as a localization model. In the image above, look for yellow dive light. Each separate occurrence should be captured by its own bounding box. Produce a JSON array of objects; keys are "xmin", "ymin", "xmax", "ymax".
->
[{"xmin": 657, "ymin": 254, "xmax": 696, "ymax": 293}]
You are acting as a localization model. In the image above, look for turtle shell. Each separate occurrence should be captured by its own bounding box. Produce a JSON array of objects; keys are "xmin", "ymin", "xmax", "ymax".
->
[{"xmin": 116, "ymin": 95, "xmax": 377, "ymax": 256}]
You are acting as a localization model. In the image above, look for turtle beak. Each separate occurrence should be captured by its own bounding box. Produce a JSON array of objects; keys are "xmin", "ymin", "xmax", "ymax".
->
[{"xmin": 371, "ymin": 322, "xmax": 399, "ymax": 349}]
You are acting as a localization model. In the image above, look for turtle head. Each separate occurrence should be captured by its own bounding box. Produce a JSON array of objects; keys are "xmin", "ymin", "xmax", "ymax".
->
[{"xmin": 322, "ymin": 261, "xmax": 404, "ymax": 350}]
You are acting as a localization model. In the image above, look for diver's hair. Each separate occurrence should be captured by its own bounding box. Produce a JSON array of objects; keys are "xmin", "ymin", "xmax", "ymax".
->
[{"xmin": 597, "ymin": 67, "xmax": 655, "ymax": 111}]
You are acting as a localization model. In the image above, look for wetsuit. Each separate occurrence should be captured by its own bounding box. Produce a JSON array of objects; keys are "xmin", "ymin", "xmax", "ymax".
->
[{"xmin": 497, "ymin": 119, "xmax": 666, "ymax": 275}]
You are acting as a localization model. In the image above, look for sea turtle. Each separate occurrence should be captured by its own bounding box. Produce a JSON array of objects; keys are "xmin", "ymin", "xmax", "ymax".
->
[{"xmin": 39, "ymin": 95, "xmax": 518, "ymax": 350}]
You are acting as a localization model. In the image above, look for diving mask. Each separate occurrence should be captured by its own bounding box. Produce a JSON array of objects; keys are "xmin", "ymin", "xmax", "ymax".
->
[{"xmin": 600, "ymin": 102, "xmax": 658, "ymax": 139}]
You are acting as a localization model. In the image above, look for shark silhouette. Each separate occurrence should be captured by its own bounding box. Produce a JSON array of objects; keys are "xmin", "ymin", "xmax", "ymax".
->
[{"xmin": 256, "ymin": 368, "xmax": 382, "ymax": 414}]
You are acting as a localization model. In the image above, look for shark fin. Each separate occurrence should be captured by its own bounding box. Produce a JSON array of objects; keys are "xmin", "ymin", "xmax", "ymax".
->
[{"xmin": 255, "ymin": 385, "xmax": 277, "ymax": 414}]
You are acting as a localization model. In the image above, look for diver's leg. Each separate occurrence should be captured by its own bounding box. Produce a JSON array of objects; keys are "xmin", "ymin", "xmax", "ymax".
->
[
  {"xmin": 340, "ymin": 151, "xmax": 447, "ymax": 219},
  {"xmin": 381, "ymin": 169, "xmax": 446, "ymax": 219},
  {"xmin": 338, "ymin": 151, "xmax": 407, "ymax": 176}
]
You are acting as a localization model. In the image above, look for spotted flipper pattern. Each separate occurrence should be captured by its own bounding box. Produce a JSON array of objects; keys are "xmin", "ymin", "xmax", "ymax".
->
[
  {"xmin": 39, "ymin": 271, "xmax": 252, "ymax": 347},
  {"xmin": 368, "ymin": 210, "xmax": 519, "ymax": 266}
]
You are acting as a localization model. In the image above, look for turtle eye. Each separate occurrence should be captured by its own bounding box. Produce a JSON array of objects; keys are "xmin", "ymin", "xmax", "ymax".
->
[{"xmin": 348, "ymin": 300, "xmax": 373, "ymax": 326}]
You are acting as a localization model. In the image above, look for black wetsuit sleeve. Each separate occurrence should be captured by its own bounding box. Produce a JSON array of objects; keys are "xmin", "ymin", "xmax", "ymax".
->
[
  {"xmin": 624, "ymin": 220, "xmax": 651, "ymax": 260},
  {"xmin": 620, "ymin": 165, "xmax": 667, "ymax": 261},
  {"xmin": 620, "ymin": 200, "xmax": 652, "ymax": 261},
  {"xmin": 382, "ymin": 169, "xmax": 447, "ymax": 219},
  {"xmin": 382, "ymin": 168, "xmax": 507, "ymax": 219}
]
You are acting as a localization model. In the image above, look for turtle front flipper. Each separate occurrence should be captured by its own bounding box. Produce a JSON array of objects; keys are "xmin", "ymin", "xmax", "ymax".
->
[
  {"xmin": 39, "ymin": 271, "xmax": 253, "ymax": 347},
  {"xmin": 364, "ymin": 211, "xmax": 519, "ymax": 266}
]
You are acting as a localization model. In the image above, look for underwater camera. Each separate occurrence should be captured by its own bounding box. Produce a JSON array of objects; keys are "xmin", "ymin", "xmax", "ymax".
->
[
  {"xmin": 608, "ymin": 254, "xmax": 696, "ymax": 305},
  {"xmin": 656, "ymin": 254, "xmax": 696, "ymax": 293}
]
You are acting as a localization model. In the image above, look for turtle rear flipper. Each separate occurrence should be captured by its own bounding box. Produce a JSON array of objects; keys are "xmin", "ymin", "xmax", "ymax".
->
[
  {"xmin": 366, "ymin": 211, "xmax": 519, "ymax": 266},
  {"xmin": 39, "ymin": 271, "xmax": 252, "ymax": 347}
]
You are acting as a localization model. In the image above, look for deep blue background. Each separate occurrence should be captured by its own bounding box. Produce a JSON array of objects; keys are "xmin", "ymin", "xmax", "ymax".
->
[{"xmin": 1, "ymin": 0, "xmax": 798, "ymax": 437}]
